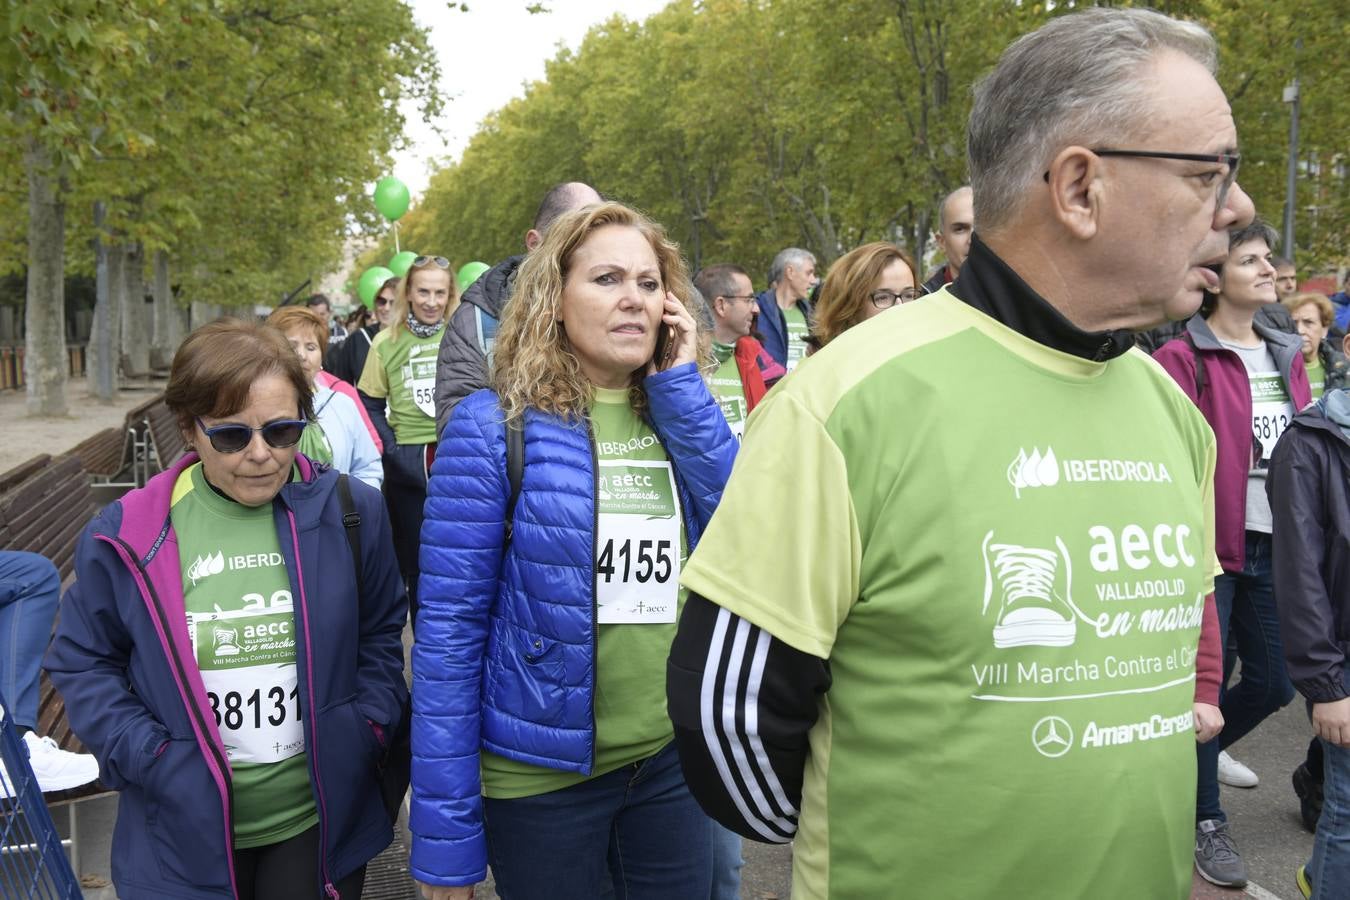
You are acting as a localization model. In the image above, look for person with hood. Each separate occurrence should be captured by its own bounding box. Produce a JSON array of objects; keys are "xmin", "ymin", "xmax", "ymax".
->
[
  {"xmin": 45, "ymin": 319, "xmax": 408, "ymax": 900},
  {"xmin": 1154, "ymin": 219, "xmax": 1311, "ymax": 887},
  {"xmin": 432, "ymin": 181, "xmax": 603, "ymax": 437},
  {"xmin": 1268, "ymin": 333, "xmax": 1350, "ymax": 899}
]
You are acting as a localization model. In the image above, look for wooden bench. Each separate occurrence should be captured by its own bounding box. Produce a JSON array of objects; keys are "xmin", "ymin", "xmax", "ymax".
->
[
  {"xmin": 67, "ymin": 427, "xmax": 132, "ymax": 484},
  {"xmin": 0, "ymin": 454, "xmax": 108, "ymax": 811},
  {"xmin": 144, "ymin": 399, "xmax": 187, "ymax": 475}
]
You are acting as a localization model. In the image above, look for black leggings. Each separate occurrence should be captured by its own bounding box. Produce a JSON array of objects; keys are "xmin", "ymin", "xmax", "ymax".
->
[
  {"xmin": 384, "ymin": 442, "xmax": 433, "ymax": 629},
  {"xmin": 233, "ymin": 825, "xmax": 365, "ymax": 900}
]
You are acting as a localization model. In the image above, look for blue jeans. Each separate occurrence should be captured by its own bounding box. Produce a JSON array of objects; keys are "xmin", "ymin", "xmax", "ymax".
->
[
  {"xmin": 1308, "ymin": 672, "xmax": 1350, "ymax": 899},
  {"xmin": 711, "ymin": 824, "xmax": 743, "ymax": 900},
  {"xmin": 0, "ymin": 552, "xmax": 60, "ymax": 730},
  {"xmin": 1196, "ymin": 531, "xmax": 1297, "ymax": 823},
  {"xmin": 483, "ymin": 741, "xmax": 713, "ymax": 899}
]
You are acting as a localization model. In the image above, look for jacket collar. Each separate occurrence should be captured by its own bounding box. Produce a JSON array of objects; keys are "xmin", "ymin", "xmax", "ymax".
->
[
  {"xmin": 949, "ymin": 234, "xmax": 1135, "ymax": 362},
  {"xmin": 1184, "ymin": 311, "xmax": 1305, "ymax": 360},
  {"xmin": 462, "ymin": 255, "xmax": 523, "ymax": 318},
  {"xmin": 114, "ymin": 453, "xmax": 324, "ymax": 556}
]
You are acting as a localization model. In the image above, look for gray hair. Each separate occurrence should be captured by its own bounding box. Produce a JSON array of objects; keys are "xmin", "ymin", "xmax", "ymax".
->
[
  {"xmin": 968, "ymin": 8, "xmax": 1217, "ymax": 232},
  {"xmin": 768, "ymin": 247, "xmax": 815, "ymax": 286}
]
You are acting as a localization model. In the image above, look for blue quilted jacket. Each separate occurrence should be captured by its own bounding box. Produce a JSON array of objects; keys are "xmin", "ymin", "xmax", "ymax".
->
[{"xmin": 410, "ymin": 362, "xmax": 738, "ymax": 887}]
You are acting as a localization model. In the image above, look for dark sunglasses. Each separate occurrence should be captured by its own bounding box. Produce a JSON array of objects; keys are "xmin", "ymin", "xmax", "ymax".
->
[
  {"xmin": 412, "ymin": 256, "xmax": 451, "ymax": 270},
  {"xmin": 195, "ymin": 416, "xmax": 307, "ymax": 453},
  {"xmin": 375, "ymin": 295, "xmax": 393, "ymax": 307}
]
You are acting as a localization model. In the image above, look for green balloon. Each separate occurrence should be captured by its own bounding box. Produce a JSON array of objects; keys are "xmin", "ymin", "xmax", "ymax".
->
[
  {"xmin": 388, "ymin": 251, "xmax": 418, "ymax": 277},
  {"xmin": 373, "ymin": 176, "xmax": 410, "ymax": 221},
  {"xmin": 358, "ymin": 266, "xmax": 396, "ymax": 309},
  {"xmin": 456, "ymin": 261, "xmax": 491, "ymax": 294}
]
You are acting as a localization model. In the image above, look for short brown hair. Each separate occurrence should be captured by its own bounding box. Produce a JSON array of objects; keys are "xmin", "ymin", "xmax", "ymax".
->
[
  {"xmin": 811, "ymin": 242, "xmax": 917, "ymax": 348},
  {"xmin": 1283, "ymin": 292, "xmax": 1334, "ymax": 328},
  {"xmin": 166, "ymin": 318, "xmax": 314, "ymax": 436},
  {"xmin": 267, "ymin": 306, "xmax": 329, "ymax": 355}
]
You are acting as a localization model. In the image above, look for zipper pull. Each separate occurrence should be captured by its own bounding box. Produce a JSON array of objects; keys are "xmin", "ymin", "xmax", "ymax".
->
[{"xmin": 325, "ymin": 883, "xmax": 339, "ymax": 899}]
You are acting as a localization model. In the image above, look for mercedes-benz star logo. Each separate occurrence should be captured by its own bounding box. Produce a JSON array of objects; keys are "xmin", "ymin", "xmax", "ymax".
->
[{"xmin": 1032, "ymin": 715, "xmax": 1073, "ymax": 758}]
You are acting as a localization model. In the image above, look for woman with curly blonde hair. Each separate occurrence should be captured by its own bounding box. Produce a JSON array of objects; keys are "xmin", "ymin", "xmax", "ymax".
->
[
  {"xmin": 810, "ymin": 241, "xmax": 919, "ymax": 349},
  {"xmin": 411, "ymin": 201, "xmax": 738, "ymax": 900}
]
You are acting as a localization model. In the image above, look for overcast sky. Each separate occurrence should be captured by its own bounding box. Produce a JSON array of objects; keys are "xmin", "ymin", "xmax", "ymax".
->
[{"xmin": 392, "ymin": 0, "xmax": 672, "ymax": 196}]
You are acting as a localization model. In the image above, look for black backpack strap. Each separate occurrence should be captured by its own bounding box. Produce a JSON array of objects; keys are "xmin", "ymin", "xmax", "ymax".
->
[
  {"xmin": 337, "ymin": 474, "xmax": 364, "ymax": 596},
  {"xmin": 504, "ymin": 417, "xmax": 525, "ymax": 544}
]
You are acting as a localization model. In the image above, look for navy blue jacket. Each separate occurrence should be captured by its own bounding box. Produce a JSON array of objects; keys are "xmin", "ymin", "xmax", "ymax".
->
[
  {"xmin": 45, "ymin": 455, "xmax": 408, "ymax": 899},
  {"xmin": 754, "ymin": 289, "xmax": 812, "ymax": 369},
  {"xmin": 410, "ymin": 362, "xmax": 737, "ymax": 887}
]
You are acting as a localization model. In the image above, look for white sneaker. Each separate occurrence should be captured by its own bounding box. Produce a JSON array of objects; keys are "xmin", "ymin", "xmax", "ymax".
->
[
  {"xmin": 1218, "ymin": 750, "xmax": 1259, "ymax": 788},
  {"xmin": 0, "ymin": 732, "xmax": 100, "ymax": 797}
]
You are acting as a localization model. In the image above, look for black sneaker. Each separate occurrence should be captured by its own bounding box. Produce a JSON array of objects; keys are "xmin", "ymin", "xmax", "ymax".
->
[
  {"xmin": 1293, "ymin": 763, "xmax": 1324, "ymax": 833},
  {"xmin": 1195, "ymin": 819, "xmax": 1248, "ymax": 888}
]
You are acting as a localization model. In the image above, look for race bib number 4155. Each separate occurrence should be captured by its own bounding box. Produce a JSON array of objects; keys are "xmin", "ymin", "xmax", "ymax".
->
[{"xmin": 595, "ymin": 460, "xmax": 682, "ymax": 625}]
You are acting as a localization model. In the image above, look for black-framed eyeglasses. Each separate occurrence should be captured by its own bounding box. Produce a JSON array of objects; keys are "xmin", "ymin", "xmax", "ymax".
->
[
  {"xmin": 1045, "ymin": 148, "xmax": 1240, "ymax": 211},
  {"xmin": 870, "ymin": 288, "xmax": 919, "ymax": 309},
  {"xmin": 412, "ymin": 255, "xmax": 451, "ymax": 270},
  {"xmin": 194, "ymin": 417, "xmax": 308, "ymax": 454}
]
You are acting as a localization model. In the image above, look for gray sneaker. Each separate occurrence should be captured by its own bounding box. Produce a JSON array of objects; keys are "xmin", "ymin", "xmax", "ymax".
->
[{"xmin": 1195, "ymin": 819, "xmax": 1248, "ymax": 887}]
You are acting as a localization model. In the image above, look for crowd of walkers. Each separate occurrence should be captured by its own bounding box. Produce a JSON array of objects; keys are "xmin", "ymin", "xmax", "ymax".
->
[{"xmin": 5, "ymin": 6, "xmax": 1348, "ymax": 900}]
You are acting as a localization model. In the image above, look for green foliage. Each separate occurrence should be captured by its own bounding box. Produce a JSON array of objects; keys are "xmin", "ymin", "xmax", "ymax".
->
[
  {"xmin": 391, "ymin": 0, "xmax": 1345, "ymax": 285},
  {"xmin": 2, "ymin": 0, "xmax": 442, "ymax": 304}
]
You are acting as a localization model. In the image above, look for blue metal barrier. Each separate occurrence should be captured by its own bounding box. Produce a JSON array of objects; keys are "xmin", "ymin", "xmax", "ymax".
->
[{"xmin": 0, "ymin": 689, "xmax": 81, "ymax": 899}]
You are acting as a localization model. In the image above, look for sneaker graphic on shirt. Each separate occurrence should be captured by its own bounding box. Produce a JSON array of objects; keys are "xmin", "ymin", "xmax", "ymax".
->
[
  {"xmin": 981, "ymin": 531, "xmax": 1077, "ymax": 649},
  {"xmin": 0, "ymin": 732, "xmax": 100, "ymax": 798},
  {"xmin": 213, "ymin": 625, "xmax": 241, "ymax": 657}
]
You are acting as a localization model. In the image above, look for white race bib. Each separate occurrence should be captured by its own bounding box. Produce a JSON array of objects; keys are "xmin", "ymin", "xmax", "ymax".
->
[
  {"xmin": 403, "ymin": 351, "xmax": 438, "ymax": 418},
  {"xmin": 595, "ymin": 460, "xmax": 682, "ymax": 624},
  {"xmin": 187, "ymin": 605, "xmax": 305, "ymax": 764},
  {"xmin": 1248, "ymin": 371, "xmax": 1293, "ymax": 461}
]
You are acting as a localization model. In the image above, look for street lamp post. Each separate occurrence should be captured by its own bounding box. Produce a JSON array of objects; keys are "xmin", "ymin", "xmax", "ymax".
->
[{"xmin": 1281, "ymin": 40, "xmax": 1302, "ymax": 259}]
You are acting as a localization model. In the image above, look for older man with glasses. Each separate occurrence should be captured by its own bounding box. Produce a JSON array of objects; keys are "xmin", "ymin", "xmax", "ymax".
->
[{"xmin": 667, "ymin": 8, "xmax": 1255, "ymax": 899}]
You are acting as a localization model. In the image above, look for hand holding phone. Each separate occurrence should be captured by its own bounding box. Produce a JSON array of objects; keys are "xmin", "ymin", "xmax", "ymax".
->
[{"xmin": 649, "ymin": 293, "xmax": 695, "ymax": 375}]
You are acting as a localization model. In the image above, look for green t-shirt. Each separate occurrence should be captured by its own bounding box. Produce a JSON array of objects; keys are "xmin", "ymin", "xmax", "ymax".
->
[
  {"xmin": 170, "ymin": 463, "xmax": 317, "ymax": 849},
  {"xmin": 1307, "ymin": 356, "xmax": 1326, "ymax": 400},
  {"xmin": 682, "ymin": 290, "xmax": 1219, "ymax": 899},
  {"xmin": 783, "ymin": 304, "xmax": 809, "ymax": 371},
  {"xmin": 710, "ymin": 342, "xmax": 748, "ymax": 440},
  {"xmin": 481, "ymin": 387, "xmax": 688, "ymax": 798},
  {"xmin": 356, "ymin": 326, "xmax": 441, "ymax": 446}
]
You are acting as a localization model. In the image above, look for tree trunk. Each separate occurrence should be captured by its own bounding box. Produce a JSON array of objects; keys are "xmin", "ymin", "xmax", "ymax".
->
[
  {"xmin": 23, "ymin": 139, "xmax": 68, "ymax": 416},
  {"xmin": 120, "ymin": 242, "xmax": 150, "ymax": 373},
  {"xmin": 151, "ymin": 250, "xmax": 180, "ymax": 366},
  {"xmin": 87, "ymin": 201, "xmax": 117, "ymax": 401}
]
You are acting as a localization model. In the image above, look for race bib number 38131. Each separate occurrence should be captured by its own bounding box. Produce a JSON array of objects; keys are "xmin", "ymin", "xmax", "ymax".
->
[
  {"xmin": 187, "ymin": 604, "xmax": 305, "ymax": 764},
  {"xmin": 595, "ymin": 460, "xmax": 682, "ymax": 625}
]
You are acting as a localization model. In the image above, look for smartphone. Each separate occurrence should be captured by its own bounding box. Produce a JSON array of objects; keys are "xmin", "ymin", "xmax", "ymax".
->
[{"xmin": 654, "ymin": 324, "xmax": 677, "ymax": 371}]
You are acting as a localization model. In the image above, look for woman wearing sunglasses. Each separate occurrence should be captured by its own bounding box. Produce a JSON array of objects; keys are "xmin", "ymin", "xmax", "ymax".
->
[
  {"xmin": 358, "ymin": 256, "xmax": 457, "ymax": 627},
  {"xmin": 410, "ymin": 202, "xmax": 737, "ymax": 899},
  {"xmin": 327, "ymin": 274, "xmax": 398, "ymax": 387},
  {"xmin": 808, "ymin": 242, "xmax": 919, "ymax": 352},
  {"xmin": 47, "ymin": 319, "xmax": 409, "ymax": 900},
  {"xmin": 267, "ymin": 307, "xmax": 383, "ymax": 489}
]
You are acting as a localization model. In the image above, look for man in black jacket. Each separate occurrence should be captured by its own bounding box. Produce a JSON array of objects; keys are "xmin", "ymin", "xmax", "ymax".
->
[{"xmin": 432, "ymin": 181, "xmax": 601, "ymax": 437}]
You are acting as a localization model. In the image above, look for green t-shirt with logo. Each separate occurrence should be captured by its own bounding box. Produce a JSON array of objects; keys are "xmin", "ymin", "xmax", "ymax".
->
[
  {"xmin": 783, "ymin": 304, "xmax": 809, "ymax": 371},
  {"xmin": 682, "ymin": 290, "xmax": 1219, "ymax": 899},
  {"xmin": 356, "ymin": 326, "xmax": 441, "ymax": 446},
  {"xmin": 710, "ymin": 342, "xmax": 748, "ymax": 440},
  {"xmin": 481, "ymin": 387, "xmax": 688, "ymax": 798},
  {"xmin": 1307, "ymin": 356, "xmax": 1326, "ymax": 400},
  {"xmin": 171, "ymin": 463, "xmax": 316, "ymax": 849}
]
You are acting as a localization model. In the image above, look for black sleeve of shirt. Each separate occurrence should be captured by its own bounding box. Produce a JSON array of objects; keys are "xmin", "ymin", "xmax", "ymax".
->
[{"xmin": 667, "ymin": 592, "xmax": 831, "ymax": 843}]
